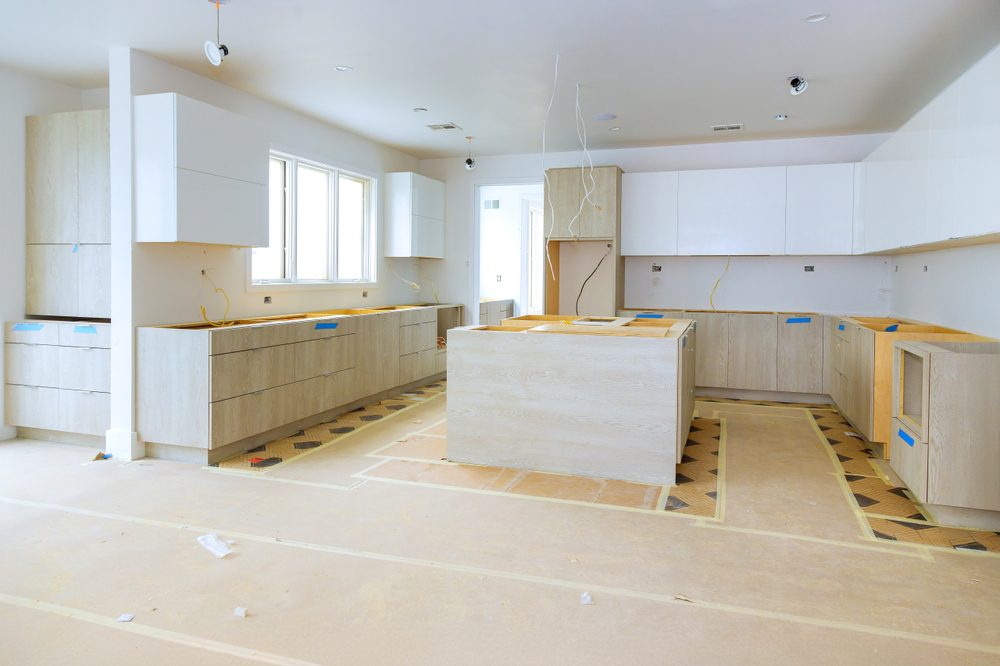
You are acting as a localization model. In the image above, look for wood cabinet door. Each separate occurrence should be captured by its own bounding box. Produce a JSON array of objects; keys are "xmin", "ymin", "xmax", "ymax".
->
[
  {"xmin": 848, "ymin": 325, "xmax": 875, "ymax": 439},
  {"xmin": 77, "ymin": 109, "xmax": 110, "ymax": 244},
  {"xmin": 545, "ymin": 167, "xmax": 619, "ymax": 240},
  {"xmin": 26, "ymin": 245, "xmax": 79, "ymax": 317},
  {"xmin": 727, "ymin": 313, "xmax": 777, "ymax": 391},
  {"xmin": 354, "ymin": 313, "xmax": 400, "ymax": 398},
  {"xmin": 776, "ymin": 314, "xmax": 824, "ymax": 393},
  {"xmin": 890, "ymin": 419, "xmax": 927, "ymax": 502},
  {"xmin": 26, "ymin": 112, "xmax": 78, "ymax": 244},
  {"xmin": 687, "ymin": 312, "xmax": 729, "ymax": 388}
]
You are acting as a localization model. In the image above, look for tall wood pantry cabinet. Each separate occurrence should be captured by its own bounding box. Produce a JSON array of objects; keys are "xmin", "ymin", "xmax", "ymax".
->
[{"xmin": 25, "ymin": 109, "xmax": 111, "ymax": 318}]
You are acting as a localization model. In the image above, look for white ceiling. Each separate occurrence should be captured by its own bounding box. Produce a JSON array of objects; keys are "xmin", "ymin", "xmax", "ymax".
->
[{"xmin": 2, "ymin": 0, "xmax": 999, "ymax": 158}]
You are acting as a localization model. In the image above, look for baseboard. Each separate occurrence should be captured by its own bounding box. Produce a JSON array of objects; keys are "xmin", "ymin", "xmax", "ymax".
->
[
  {"xmin": 15, "ymin": 427, "xmax": 104, "ymax": 448},
  {"xmin": 695, "ymin": 387, "xmax": 832, "ymax": 405}
]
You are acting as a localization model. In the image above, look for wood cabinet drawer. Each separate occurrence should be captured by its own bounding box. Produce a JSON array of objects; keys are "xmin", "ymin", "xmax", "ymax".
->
[
  {"xmin": 210, "ymin": 344, "xmax": 297, "ymax": 402},
  {"xmin": 5, "ymin": 343, "xmax": 59, "ymax": 387},
  {"xmin": 399, "ymin": 307, "xmax": 437, "ymax": 326},
  {"xmin": 58, "ymin": 322, "xmax": 111, "ymax": 348},
  {"xmin": 5, "ymin": 321, "xmax": 60, "ymax": 345},
  {"xmin": 400, "ymin": 322, "xmax": 436, "ymax": 355},
  {"xmin": 294, "ymin": 335, "xmax": 355, "ymax": 381},
  {"xmin": 889, "ymin": 419, "xmax": 927, "ymax": 502},
  {"xmin": 399, "ymin": 349, "xmax": 438, "ymax": 385},
  {"xmin": 210, "ymin": 375, "xmax": 327, "ymax": 449},
  {"xmin": 209, "ymin": 316, "xmax": 355, "ymax": 355},
  {"xmin": 57, "ymin": 346, "xmax": 111, "ymax": 392},
  {"xmin": 59, "ymin": 389, "xmax": 110, "ymax": 436},
  {"xmin": 5, "ymin": 384, "xmax": 60, "ymax": 429},
  {"xmin": 319, "ymin": 367, "xmax": 358, "ymax": 411}
]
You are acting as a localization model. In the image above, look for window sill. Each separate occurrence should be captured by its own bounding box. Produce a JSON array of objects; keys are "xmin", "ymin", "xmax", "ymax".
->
[{"xmin": 248, "ymin": 281, "xmax": 379, "ymax": 293}]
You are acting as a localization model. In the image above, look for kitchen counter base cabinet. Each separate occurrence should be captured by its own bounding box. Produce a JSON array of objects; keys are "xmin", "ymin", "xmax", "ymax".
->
[{"xmin": 447, "ymin": 321, "xmax": 694, "ymax": 485}]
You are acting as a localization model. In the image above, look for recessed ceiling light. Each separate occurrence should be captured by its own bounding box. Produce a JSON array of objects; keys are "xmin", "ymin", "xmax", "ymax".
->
[
  {"xmin": 609, "ymin": 126, "xmax": 622, "ymax": 132},
  {"xmin": 774, "ymin": 114, "xmax": 788, "ymax": 121},
  {"xmin": 804, "ymin": 13, "xmax": 828, "ymax": 23},
  {"xmin": 335, "ymin": 65, "xmax": 354, "ymax": 72},
  {"xmin": 593, "ymin": 113, "xmax": 617, "ymax": 121},
  {"xmin": 412, "ymin": 107, "xmax": 428, "ymax": 113}
]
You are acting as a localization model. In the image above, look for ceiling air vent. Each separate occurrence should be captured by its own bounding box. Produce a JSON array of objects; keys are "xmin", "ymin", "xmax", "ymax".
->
[
  {"xmin": 711, "ymin": 123, "xmax": 744, "ymax": 132},
  {"xmin": 427, "ymin": 122, "xmax": 463, "ymax": 131}
]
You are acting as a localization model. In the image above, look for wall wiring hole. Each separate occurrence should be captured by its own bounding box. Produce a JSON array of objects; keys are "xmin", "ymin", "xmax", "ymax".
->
[
  {"xmin": 804, "ymin": 265, "xmax": 814, "ymax": 272},
  {"xmin": 895, "ymin": 265, "xmax": 899, "ymax": 272},
  {"xmin": 651, "ymin": 263, "xmax": 662, "ymax": 272},
  {"xmin": 923, "ymin": 265, "xmax": 928, "ymax": 272},
  {"xmin": 362, "ymin": 290, "xmax": 368, "ymax": 298},
  {"xmin": 263, "ymin": 296, "xmax": 272, "ymax": 304}
]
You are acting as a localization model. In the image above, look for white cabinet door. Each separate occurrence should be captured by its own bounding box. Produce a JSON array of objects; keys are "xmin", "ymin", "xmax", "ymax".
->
[
  {"xmin": 412, "ymin": 215, "xmax": 445, "ymax": 259},
  {"xmin": 412, "ymin": 173, "xmax": 446, "ymax": 220},
  {"xmin": 385, "ymin": 172, "xmax": 446, "ymax": 258},
  {"xmin": 621, "ymin": 172, "xmax": 678, "ymax": 256},
  {"xmin": 174, "ymin": 94, "xmax": 268, "ymax": 185},
  {"xmin": 954, "ymin": 45, "xmax": 1000, "ymax": 239},
  {"xmin": 677, "ymin": 167, "xmax": 786, "ymax": 255},
  {"xmin": 173, "ymin": 169, "xmax": 268, "ymax": 247},
  {"xmin": 785, "ymin": 163, "xmax": 855, "ymax": 255}
]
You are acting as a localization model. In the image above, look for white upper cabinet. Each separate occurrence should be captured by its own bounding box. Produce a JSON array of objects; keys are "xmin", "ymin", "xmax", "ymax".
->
[
  {"xmin": 385, "ymin": 172, "xmax": 445, "ymax": 258},
  {"xmin": 621, "ymin": 171, "xmax": 678, "ymax": 256},
  {"xmin": 677, "ymin": 166, "xmax": 786, "ymax": 255},
  {"xmin": 785, "ymin": 163, "xmax": 855, "ymax": 255},
  {"xmin": 134, "ymin": 93, "xmax": 269, "ymax": 247}
]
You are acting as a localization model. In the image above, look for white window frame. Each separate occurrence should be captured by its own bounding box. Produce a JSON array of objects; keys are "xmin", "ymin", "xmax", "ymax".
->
[{"xmin": 249, "ymin": 151, "xmax": 378, "ymax": 290}]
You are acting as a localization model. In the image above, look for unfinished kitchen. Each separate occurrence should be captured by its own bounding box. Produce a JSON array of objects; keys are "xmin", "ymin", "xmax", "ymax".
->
[{"xmin": 1, "ymin": 2, "xmax": 999, "ymax": 664}]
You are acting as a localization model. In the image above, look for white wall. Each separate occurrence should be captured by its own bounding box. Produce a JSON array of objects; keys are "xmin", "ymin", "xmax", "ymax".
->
[
  {"xmin": 419, "ymin": 133, "xmax": 890, "ymax": 319},
  {"xmin": 0, "ymin": 65, "xmax": 82, "ymax": 440},
  {"xmin": 891, "ymin": 244, "xmax": 1000, "ymax": 339},
  {"xmin": 626, "ymin": 256, "xmax": 892, "ymax": 314},
  {"xmin": 478, "ymin": 183, "xmax": 542, "ymax": 305}
]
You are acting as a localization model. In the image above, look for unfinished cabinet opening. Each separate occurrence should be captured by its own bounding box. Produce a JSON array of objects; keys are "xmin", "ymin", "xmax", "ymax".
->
[{"xmin": 899, "ymin": 348, "xmax": 926, "ymax": 427}]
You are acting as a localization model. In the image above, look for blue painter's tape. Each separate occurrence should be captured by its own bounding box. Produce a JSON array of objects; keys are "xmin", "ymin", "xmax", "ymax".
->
[
  {"xmin": 72, "ymin": 243, "xmax": 79, "ymax": 253},
  {"xmin": 786, "ymin": 317, "xmax": 812, "ymax": 324},
  {"xmin": 13, "ymin": 323, "xmax": 44, "ymax": 332},
  {"xmin": 838, "ymin": 324, "xmax": 845, "ymax": 331},
  {"xmin": 885, "ymin": 324, "xmax": 899, "ymax": 332},
  {"xmin": 898, "ymin": 428, "xmax": 915, "ymax": 447},
  {"xmin": 314, "ymin": 322, "xmax": 339, "ymax": 330},
  {"xmin": 636, "ymin": 313, "xmax": 664, "ymax": 319},
  {"xmin": 74, "ymin": 325, "xmax": 97, "ymax": 334}
]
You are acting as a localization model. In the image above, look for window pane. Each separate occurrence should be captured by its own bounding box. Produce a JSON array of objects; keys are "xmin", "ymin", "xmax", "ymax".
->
[
  {"xmin": 251, "ymin": 158, "xmax": 287, "ymax": 281},
  {"xmin": 296, "ymin": 164, "xmax": 330, "ymax": 280},
  {"xmin": 337, "ymin": 175, "xmax": 366, "ymax": 281}
]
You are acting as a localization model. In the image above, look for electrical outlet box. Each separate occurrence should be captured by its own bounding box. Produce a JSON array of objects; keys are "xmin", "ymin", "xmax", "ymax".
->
[
  {"xmin": 651, "ymin": 264, "xmax": 662, "ymax": 272},
  {"xmin": 804, "ymin": 266, "xmax": 814, "ymax": 272}
]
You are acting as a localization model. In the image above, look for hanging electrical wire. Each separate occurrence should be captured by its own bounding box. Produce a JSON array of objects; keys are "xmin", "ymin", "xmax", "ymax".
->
[
  {"xmin": 542, "ymin": 53, "xmax": 561, "ymax": 282},
  {"xmin": 709, "ymin": 256, "xmax": 732, "ymax": 311},
  {"xmin": 200, "ymin": 270, "xmax": 233, "ymax": 327},
  {"xmin": 575, "ymin": 243, "xmax": 612, "ymax": 316},
  {"xmin": 566, "ymin": 83, "xmax": 599, "ymax": 239}
]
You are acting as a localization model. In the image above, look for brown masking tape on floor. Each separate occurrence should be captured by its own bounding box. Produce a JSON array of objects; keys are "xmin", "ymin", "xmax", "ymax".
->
[
  {"xmin": 363, "ymin": 417, "xmax": 725, "ymax": 519},
  {"xmin": 213, "ymin": 381, "xmax": 447, "ymax": 472}
]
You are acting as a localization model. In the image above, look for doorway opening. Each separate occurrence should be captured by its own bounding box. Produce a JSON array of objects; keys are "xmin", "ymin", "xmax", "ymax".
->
[{"xmin": 476, "ymin": 183, "xmax": 544, "ymax": 324}]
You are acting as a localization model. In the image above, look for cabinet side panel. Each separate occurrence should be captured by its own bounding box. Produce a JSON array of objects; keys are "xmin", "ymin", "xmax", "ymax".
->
[{"xmin": 137, "ymin": 328, "xmax": 210, "ymax": 448}]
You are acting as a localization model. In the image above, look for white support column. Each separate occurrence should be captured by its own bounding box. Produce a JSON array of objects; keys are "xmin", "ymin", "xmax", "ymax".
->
[{"xmin": 105, "ymin": 47, "xmax": 143, "ymax": 460}]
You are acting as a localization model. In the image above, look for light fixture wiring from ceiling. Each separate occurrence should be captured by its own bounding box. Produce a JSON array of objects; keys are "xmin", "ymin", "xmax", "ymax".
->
[{"xmin": 204, "ymin": 0, "xmax": 230, "ymax": 67}]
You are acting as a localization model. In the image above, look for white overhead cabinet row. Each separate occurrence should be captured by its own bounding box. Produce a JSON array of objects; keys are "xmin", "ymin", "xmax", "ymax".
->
[
  {"xmin": 621, "ymin": 163, "xmax": 857, "ymax": 257},
  {"xmin": 384, "ymin": 172, "xmax": 446, "ymax": 258},
  {"xmin": 862, "ymin": 42, "xmax": 1000, "ymax": 252},
  {"xmin": 134, "ymin": 93, "xmax": 269, "ymax": 247}
]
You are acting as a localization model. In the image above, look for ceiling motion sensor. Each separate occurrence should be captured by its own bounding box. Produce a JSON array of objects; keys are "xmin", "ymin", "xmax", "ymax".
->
[
  {"xmin": 464, "ymin": 136, "xmax": 477, "ymax": 171},
  {"xmin": 204, "ymin": 0, "xmax": 230, "ymax": 67},
  {"xmin": 789, "ymin": 75, "xmax": 808, "ymax": 95}
]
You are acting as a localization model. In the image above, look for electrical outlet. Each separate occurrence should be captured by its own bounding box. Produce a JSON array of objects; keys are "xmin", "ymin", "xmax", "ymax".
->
[
  {"xmin": 651, "ymin": 263, "xmax": 662, "ymax": 272},
  {"xmin": 362, "ymin": 290, "xmax": 368, "ymax": 298},
  {"xmin": 804, "ymin": 265, "xmax": 814, "ymax": 272},
  {"xmin": 263, "ymin": 296, "xmax": 272, "ymax": 304},
  {"xmin": 497, "ymin": 274, "xmax": 502, "ymax": 283},
  {"xmin": 923, "ymin": 265, "xmax": 928, "ymax": 272}
]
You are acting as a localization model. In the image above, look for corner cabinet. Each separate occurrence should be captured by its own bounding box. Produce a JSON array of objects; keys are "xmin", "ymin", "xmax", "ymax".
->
[
  {"xmin": 385, "ymin": 172, "xmax": 445, "ymax": 258},
  {"xmin": 133, "ymin": 93, "xmax": 269, "ymax": 247},
  {"xmin": 25, "ymin": 109, "xmax": 110, "ymax": 319}
]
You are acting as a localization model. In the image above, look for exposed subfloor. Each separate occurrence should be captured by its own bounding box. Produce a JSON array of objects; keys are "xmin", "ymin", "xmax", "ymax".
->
[{"xmin": 1, "ymin": 397, "xmax": 999, "ymax": 664}]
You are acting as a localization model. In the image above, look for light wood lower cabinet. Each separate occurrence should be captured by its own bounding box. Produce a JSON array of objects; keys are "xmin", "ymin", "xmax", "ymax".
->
[
  {"xmin": 686, "ymin": 311, "xmax": 729, "ymax": 388},
  {"xmin": 777, "ymin": 314, "xmax": 823, "ymax": 393},
  {"xmin": 728, "ymin": 313, "xmax": 777, "ymax": 391},
  {"xmin": 479, "ymin": 299, "xmax": 514, "ymax": 325},
  {"xmin": 836, "ymin": 320, "xmax": 875, "ymax": 440},
  {"xmin": 4, "ymin": 320, "xmax": 110, "ymax": 436}
]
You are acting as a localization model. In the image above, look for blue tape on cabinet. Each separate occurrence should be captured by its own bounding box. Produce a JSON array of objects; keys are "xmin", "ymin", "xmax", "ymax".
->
[
  {"xmin": 898, "ymin": 428, "xmax": 915, "ymax": 447},
  {"xmin": 786, "ymin": 317, "xmax": 812, "ymax": 324},
  {"xmin": 636, "ymin": 313, "xmax": 664, "ymax": 319},
  {"xmin": 314, "ymin": 322, "xmax": 339, "ymax": 330},
  {"xmin": 838, "ymin": 324, "xmax": 845, "ymax": 331},
  {"xmin": 13, "ymin": 323, "xmax": 44, "ymax": 331},
  {"xmin": 74, "ymin": 325, "xmax": 97, "ymax": 334},
  {"xmin": 885, "ymin": 324, "xmax": 899, "ymax": 332}
]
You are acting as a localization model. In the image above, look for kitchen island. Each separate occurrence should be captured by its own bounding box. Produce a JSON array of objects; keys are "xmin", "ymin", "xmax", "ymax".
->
[{"xmin": 446, "ymin": 315, "xmax": 696, "ymax": 485}]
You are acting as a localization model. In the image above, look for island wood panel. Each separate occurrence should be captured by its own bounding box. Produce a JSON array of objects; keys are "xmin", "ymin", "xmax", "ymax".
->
[
  {"xmin": 448, "ymin": 326, "xmax": 684, "ymax": 485},
  {"xmin": 677, "ymin": 326, "xmax": 697, "ymax": 459},
  {"xmin": 685, "ymin": 311, "xmax": 729, "ymax": 388},
  {"xmin": 727, "ymin": 313, "xmax": 777, "ymax": 391},
  {"xmin": 776, "ymin": 314, "xmax": 823, "ymax": 393}
]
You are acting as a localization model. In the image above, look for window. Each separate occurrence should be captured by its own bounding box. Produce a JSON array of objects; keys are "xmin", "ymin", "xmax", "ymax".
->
[{"xmin": 251, "ymin": 153, "xmax": 376, "ymax": 284}]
